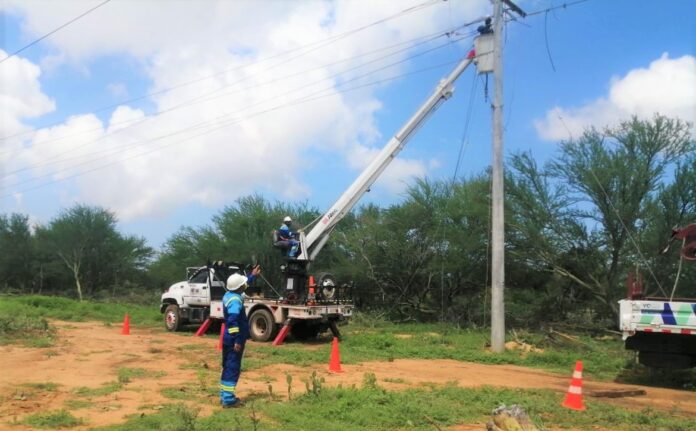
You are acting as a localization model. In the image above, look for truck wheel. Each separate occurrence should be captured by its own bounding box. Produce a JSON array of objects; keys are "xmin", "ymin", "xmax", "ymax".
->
[
  {"xmin": 316, "ymin": 272, "xmax": 337, "ymax": 300},
  {"xmin": 249, "ymin": 309, "xmax": 278, "ymax": 342},
  {"xmin": 164, "ymin": 304, "xmax": 181, "ymax": 332},
  {"xmin": 290, "ymin": 320, "xmax": 320, "ymax": 341}
]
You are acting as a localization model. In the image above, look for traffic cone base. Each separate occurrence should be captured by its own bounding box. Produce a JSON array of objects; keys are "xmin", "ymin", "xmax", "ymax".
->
[
  {"xmin": 121, "ymin": 313, "xmax": 130, "ymax": 335},
  {"xmin": 328, "ymin": 337, "xmax": 343, "ymax": 373},
  {"xmin": 561, "ymin": 360, "xmax": 586, "ymax": 411}
]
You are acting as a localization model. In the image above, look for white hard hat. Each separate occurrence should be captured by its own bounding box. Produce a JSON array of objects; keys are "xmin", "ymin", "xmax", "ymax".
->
[
  {"xmin": 283, "ymin": 216, "xmax": 292, "ymax": 222},
  {"xmin": 226, "ymin": 273, "xmax": 248, "ymax": 291}
]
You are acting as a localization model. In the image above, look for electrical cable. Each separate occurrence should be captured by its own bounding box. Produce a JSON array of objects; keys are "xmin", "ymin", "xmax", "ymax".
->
[
  {"xmin": 0, "ymin": 0, "xmax": 112, "ymax": 64},
  {"xmin": 525, "ymin": 0, "xmax": 593, "ymax": 17},
  {"xmin": 434, "ymin": 64, "xmax": 480, "ymax": 321},
  {"xmin": 0, "ymin": 0, "xmax": 444, "ymax": 142},
  {"xmin": 2, "ymin": 32, "xmax": 446, "ymax": 176},
  {"xmin": 670, "ymin": 238, "xmax": 685, "ymax": 301},
  {"xmin": 2, "ymin": 31, "xmax": 479, "ymax": 190},
  {"xmin": 544, "ymin": 10, "xmax": 557, "ymax": 72},
  {"xmin": 0, "ymin": 21, "xmax": 484, "ymax": 165},
  {"xmin": 1, "ymin": 51, "xmax": 475, "ymax": 199},
  {"xmin": 1, "ymin": 27, "xmax": 457, "ymax": 172}
]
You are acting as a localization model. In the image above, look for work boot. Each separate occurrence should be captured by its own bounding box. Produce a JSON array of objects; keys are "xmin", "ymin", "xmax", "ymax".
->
[{"xmin": 222, "ymin": 398, "xmax": 244, "ymax": 408}]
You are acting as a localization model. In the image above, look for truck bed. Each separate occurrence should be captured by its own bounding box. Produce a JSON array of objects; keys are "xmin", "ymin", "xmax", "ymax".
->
[{"xmin": 619, "ymin": 298, "xmax": 696, "ymax": 338}]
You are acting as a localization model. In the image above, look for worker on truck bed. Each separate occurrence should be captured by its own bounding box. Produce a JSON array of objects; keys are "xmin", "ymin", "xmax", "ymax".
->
[
  {"xmin": 220, "ymin": 266, "xmax": 260, "ymax": 408},
  {"xmin": 277, "ymin": 216, "xmax": 300, "ymax": 258}
]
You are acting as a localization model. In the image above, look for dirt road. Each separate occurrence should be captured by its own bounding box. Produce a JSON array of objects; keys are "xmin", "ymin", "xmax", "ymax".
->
[{"xmin": 1, "ymin": 321, "xmax": 694, "ymax": 430}]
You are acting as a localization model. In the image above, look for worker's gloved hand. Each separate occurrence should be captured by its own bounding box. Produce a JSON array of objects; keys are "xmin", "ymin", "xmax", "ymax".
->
[{"xmin": 233, "ymin": 343, "xmax": 242, "ymax": 352}]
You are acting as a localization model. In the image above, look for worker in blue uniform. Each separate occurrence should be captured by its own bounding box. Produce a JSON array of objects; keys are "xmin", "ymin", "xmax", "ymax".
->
[
  {"xmin": 277, "ymin": 216, "xmax": 300, "ymax": 258},
  {"xmin": 220, "ymin": 266, "xmax": 259, "ymax": 408}
]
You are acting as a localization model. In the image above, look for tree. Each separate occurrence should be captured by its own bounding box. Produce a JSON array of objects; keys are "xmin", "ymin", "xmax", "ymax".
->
[
  {"xmin": 151, "ymin": 195, "xmax": 322, "ymax": 293},
  {"xmin": 0, "ymin": 213, "xmax": 35, "ymax": 292},
  {"xmin": 36, "ymin": 205, "xmax": 152, "ymax": 300},
  {"xmin": 641, "ymin": 154, "xmax": 696, "ymax": 298},
  {"xmin": 509, "ymin": 115, "xmax": 694, "ymax": 317}
]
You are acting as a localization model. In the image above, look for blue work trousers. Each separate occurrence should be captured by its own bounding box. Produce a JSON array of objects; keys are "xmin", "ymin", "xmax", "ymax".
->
[{"xmin": 220, "ymin": 343, "xmax": 245, "ymax": 405}]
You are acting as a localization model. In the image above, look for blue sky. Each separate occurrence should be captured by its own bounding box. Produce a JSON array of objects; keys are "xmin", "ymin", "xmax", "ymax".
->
[{"xmin": 1, "ymin": 0, "xmax": 694, "ymax": 250}]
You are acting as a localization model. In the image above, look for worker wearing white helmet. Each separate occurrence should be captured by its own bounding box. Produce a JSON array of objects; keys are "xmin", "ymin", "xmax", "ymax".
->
[
  {"xmin": 276, "ymin": 216, "xmax": 300, "ymax": 258},
  {"xmin": 219, "ymin": 266, "xmax": 260, "ymax": 408}
]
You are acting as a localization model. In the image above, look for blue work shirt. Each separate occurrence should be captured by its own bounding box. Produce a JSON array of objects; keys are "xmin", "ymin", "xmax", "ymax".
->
[
  {"xmin": 221, "ymin": 274, "xmax": 256, "ymax": 345},
  {"xmin": 278, "ymin": 224, "xmax": 296, "ymax": 241}
]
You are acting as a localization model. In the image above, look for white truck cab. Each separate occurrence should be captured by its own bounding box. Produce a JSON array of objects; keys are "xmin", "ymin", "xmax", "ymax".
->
[
  {"xmin": 160, "ymin": 265, "xmax": 230, "ymax": 332},
  {"xmin": 160, "ymin": 262, "xmax": 353, "ymax": 342}
]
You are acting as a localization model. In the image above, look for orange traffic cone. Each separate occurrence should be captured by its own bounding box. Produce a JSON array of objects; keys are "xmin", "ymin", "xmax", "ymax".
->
[
  {"xmin": 121, "ymin": 313, "xmax": 130, "ymax": 335},
  {"xmin": 217, "ymin": 324, "xmax": 225, "ymax": 351},
  {"xmin": 561, "ymin": 360, "xmax": 586, "ymax": 411},
  {"xmin": 328, "ymin": 337, "xmax": 343, "ymax": 373}
]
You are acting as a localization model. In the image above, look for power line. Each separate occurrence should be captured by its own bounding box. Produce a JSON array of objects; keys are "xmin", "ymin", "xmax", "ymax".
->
[
  {"xmin": 1, "ymin": 49, "xmax": 477, "ymax": 199},
  {"xmin": 2, "ymin": 28, "xmax": 478, "ymax": 180},
  {"xmin": 0, "ymin": 27, "xmax": 454, "ymax": 166},
  {"xmin": 5, "ymin": 35, "xmax": 478, "ymax": 193},
  {"xmin": 0, "ymin": 0, "xmax": 443, "ymax": 142},
  {"xmin": 525, "ymin": 0, "xmax": 592, "ymax": 17},
  {"xmin": 0, "ymin": 0, "xmax": 112, "ymax": 64}
]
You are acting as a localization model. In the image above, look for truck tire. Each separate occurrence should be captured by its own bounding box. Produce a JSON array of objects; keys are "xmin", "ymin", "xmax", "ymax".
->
[
  {"xmin": 249, "ymin": 309, "xmax": 278, "ymax": 342},
  {"xmin": 164, "ymin": 304, "xmax": 181, "ymax": 332},
  {"xmin": 315, "ymin": 272, "xmax": 337, "ymax": 300},
  {"xmin": 290, "ymin": 320, "xmax": 320, "ymax": 341}
]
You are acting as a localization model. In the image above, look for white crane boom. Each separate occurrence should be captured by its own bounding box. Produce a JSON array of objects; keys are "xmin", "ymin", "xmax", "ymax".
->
[{"xmin": 297, "ymin": 50, "xmax": 476, "ymax": 262}]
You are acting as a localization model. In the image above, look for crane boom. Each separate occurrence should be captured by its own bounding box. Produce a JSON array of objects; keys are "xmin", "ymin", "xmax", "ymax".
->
[{"xmin": 297, "ymin": 50, "xmax": 476, "ymax": 262}]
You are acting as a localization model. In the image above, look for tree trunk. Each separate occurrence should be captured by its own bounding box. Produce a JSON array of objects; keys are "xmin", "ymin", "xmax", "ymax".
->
[
  {"xmin": 73, "ymin": 266, "xmax": 83, "ymax": 302},
  {"xmin": 58, "ymin": 251, "xmax": 83, "ymax": 302}
]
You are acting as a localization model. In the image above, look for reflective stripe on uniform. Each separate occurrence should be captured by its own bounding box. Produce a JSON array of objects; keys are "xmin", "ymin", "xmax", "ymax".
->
[
  {"xmin": 224, "ymin": 296, "xmax": 243, "ymax": 307},
  {"xmin": 219, "ymin": 384, "xmax": 236, "ymax": 392},
  {"xmin": 228, "ymin": 327, "xmax": 240, "ymax": 334}
]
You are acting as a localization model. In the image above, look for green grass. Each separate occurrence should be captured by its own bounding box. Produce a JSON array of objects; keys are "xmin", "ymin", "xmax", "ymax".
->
[
  {"xmin": 0, "ymin": 294, "xmax": 161, "ymax": 347},
  {"xmin": 0, "ymin": 294, "xmax": 161, "ymax": 327},
  {"xmin": 240, "ymin": 321, "xmax": 629, "ymax": 381},
  {"xmin": 22, "ymin": 409, "xmax": 84, "ymax": 428},
  {"xmin": 0, "ymin": 313, "xmax": 55, "ymax": 347},
  {"xmin": 116, "ymin": 367, "xmax": 166, "ymax": 384},
  {"xmin": 90, "ymin": 385, "xmax": 696, "ymax": 431},
  {"xmin": 22, "ymin": 382, "xmax": 60, "ymax": 392},
  {"xmin": 72, "ymin": 382, "xmax": 122, "ymax": 397}
]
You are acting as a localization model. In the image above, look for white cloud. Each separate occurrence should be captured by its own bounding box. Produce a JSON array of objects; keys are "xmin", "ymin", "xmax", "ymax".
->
[
  {"xmin": 3, "ymin": 0, "xmax": 488, "ymax": 220},
  {"xmin": 0, "ymin": 49, "xmax": 55, "ymax": 141},
  {"xmin": 535, "ymin": 54, "xmax": 696, "ymax": 141}
]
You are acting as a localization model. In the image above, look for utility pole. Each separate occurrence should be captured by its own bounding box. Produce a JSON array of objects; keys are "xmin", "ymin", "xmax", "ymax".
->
[
  {"xmin": 490, "ymin": 0, "xmax": 505, "ymax": 353},
  {"xmin": 489, "ymin": 0, "xmax": 526, "ymax": 353}
]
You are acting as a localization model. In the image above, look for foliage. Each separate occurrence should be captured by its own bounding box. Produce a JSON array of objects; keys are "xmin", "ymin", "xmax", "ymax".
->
[
  {"xmin": 0, "ymin": 204, "xmax": 153, "ymax": 302},
  {"xmin": 22, "ymin": 409, "xmax": 84, "ymax": 428},
  {"xmin": 91, "ymin": 386, "xmax": 696, "ymax": 431},
  {"xmin": 0, "ymin": 295, "xmax": 161, "ymax": 347},
  {"xmin": 0, "ymin": 312, "xmax": 54, "ymax": 346},
  {"xmin": 508, "ymin": 115, "xmax": 695, "ymax": 319},
  {"xmin": 148, "ymin": 194, "xmax": 324, "ymax": 294},
  {"xmin": 1, "ymin": 115, "xmax": 694, "ymax": 328}
]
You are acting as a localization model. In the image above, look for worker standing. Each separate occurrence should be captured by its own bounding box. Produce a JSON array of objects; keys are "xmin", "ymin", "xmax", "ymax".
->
[{"xmin": 219, "ymin": 266, "xmax": 260, "ymax": 408}]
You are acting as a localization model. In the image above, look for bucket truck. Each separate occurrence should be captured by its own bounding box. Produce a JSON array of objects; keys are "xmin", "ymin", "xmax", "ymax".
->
[
  {"xmin": 619, "ymin": 224, "xmax": 696, "ymax": 368},
  {"xmin": 161, "ymin": 48, "xmax": 479, "ymax": 342}
]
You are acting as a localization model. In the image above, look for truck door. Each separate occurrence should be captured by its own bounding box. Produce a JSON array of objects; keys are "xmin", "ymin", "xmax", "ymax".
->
[
  {"xmin": 186, "ymin": 269, "xmax": 210, "ymax": 306},
  {"xmin": 209, "ymin": 269, "xmax": 227, "ymax": 301}
]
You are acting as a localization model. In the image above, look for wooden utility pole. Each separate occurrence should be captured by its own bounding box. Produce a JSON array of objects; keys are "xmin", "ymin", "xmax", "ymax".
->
[{"xmin": 490, "ymin": 0, "xmax": 506, "ymax": 353}]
